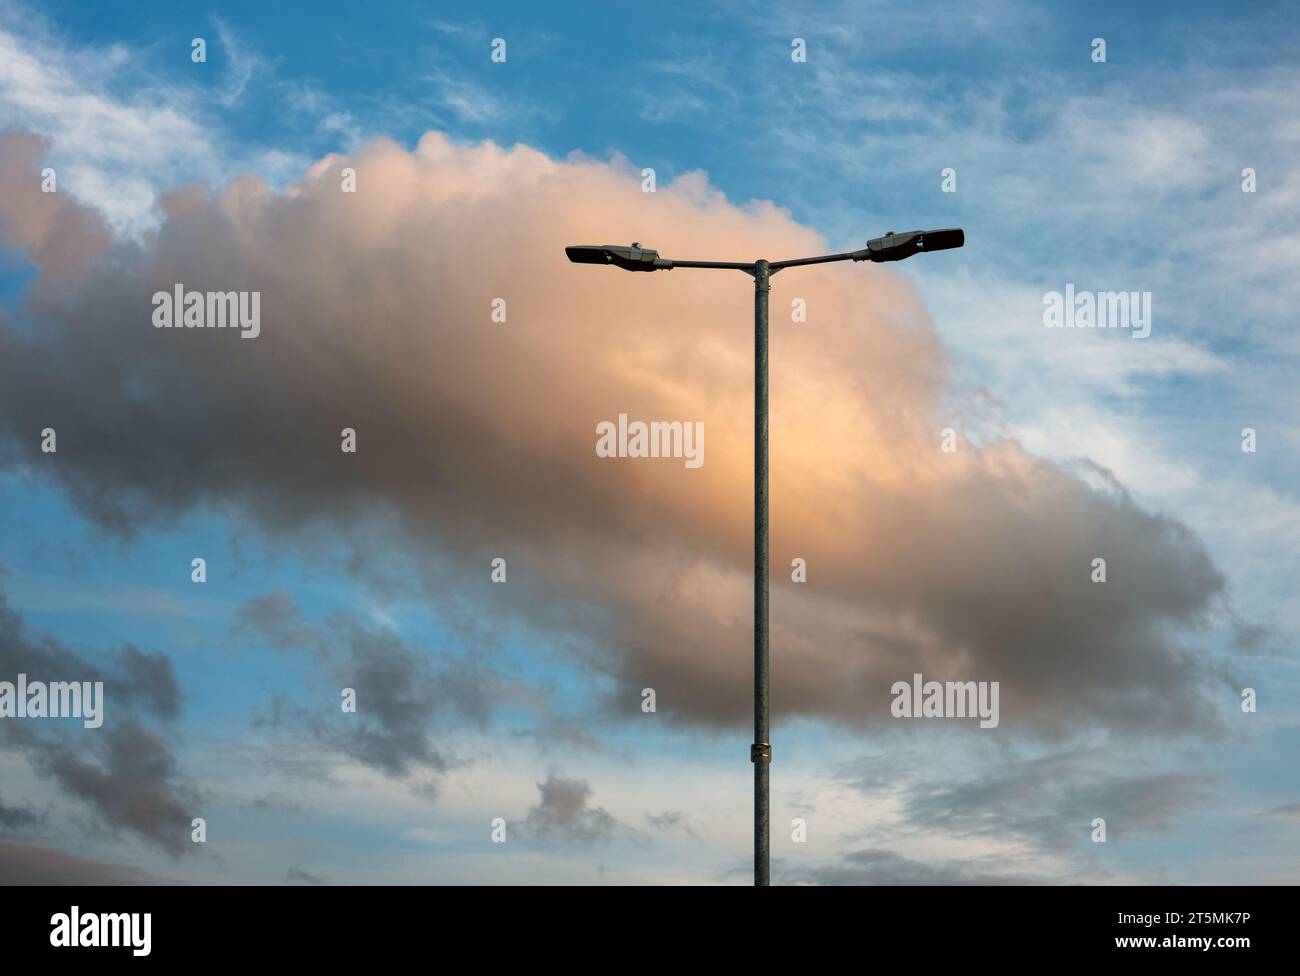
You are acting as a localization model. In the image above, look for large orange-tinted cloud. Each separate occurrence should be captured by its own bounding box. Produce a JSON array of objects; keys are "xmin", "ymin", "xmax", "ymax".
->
[{"xmin": 0, "ymin": 130, "xmax": 1229, "ymax": 734}]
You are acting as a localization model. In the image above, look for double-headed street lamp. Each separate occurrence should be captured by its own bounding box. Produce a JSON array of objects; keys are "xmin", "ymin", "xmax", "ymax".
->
[{"xmin": 566, "ymin": 227, "xmax": 965, "ymax": 886}]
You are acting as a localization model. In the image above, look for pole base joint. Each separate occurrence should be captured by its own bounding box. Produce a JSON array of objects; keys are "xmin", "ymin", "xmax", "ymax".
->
[{"xmin": 750, "ymin": 742, "xmax": 772, "ymax": 763}]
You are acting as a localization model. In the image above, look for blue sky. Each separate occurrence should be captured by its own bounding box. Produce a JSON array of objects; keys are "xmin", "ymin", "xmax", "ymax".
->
[{"xmin": 0, "ymin": 0, "xmax": 1298, "ymax": 884}]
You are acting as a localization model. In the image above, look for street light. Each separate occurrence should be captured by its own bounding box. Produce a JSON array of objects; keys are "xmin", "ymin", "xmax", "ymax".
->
[{"xmin": 565, "ymin": 227, "xmax": 965, "ymax": 886}]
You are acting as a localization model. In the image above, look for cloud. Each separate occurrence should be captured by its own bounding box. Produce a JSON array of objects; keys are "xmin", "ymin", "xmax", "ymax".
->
[
  {"xmin": 286, "ymin": 865, "xmax": 326, "ymax": 884},
  {"xmin": 822, "ymin": 744, "xmax": 1219, "ymax": 882},
  {"xmin": 513, "ymin": 774, "xmax": 623, "ymax": 848},
  {"xmin": 243, "ymin": 795, "xmax": 304, "ymax": 816},
  {"xmin": 0, "ymin": 9, "xmax": 218, "ymax": 236},
  {"xmin": 783, "ymin": 848, "xmax": 1048, "ymax": 886},
  {"xmin": 233, "ymin": 591, "xmax": 329, "ymax": 657},
  {"xmin": 1261, "ymin": 803, "xmax": 1300, "ymax": 820},
  {"xmin": 0, "ymin": 793, "xmax": 41, "ymax": 830},
  {"xmin": 211, "ymin": 17, "xmax": 269, "ymax": 108},
  {"xmin": 0, "ymin": 841, "xmax": 160, "ymax": 884},
  {"xmin": 117, "ymin": 645, "xmax": 183, "ymax": 721},
  {"xmin": 899, "ymin": 751, "xmax": 1217, "ymax": 849},
  {"xmin": 646, "ymin": 810, "xmax": 701, "ymax": 840},
  {"xmin": 420, "ymin": 69, "xmax": 510, "ymax": 126},
  {"xmin": 0, "ymin": 575, "xmax": 183, "ymax": 724},
  {"xmin": 240, "ymin": 593, "xmax": 496, "ymax": 779},
  {"xmin": 29, "ymin": 721, "xmax": 201, "ymax": 856},
  {"xmin": 0, "ymin": 129, "xmax": 1234, "ymax": 739},
  {"xmin": 0, "ymin": 577, "xmax": 196, "ymax": 855}
]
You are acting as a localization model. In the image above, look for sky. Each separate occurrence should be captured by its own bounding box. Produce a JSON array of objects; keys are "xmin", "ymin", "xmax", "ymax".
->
[{"xmin": 0, "ymin": 0, "xmax": 1298, "ymax": 885}]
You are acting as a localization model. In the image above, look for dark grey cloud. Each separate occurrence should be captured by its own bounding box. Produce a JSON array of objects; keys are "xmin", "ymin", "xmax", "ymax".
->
[
  {"xmin": 332, "ymin": 627, "xmax": 452, "ymax": 776},
  {"xmin": 514, "ymin": 774, "xmax": 624, "ymax": 848},
  {"xmin": 0, "ymin": 581, "xmax": 196, "ymax": 855},
  {"xmin": 242, "ymin": 795, "xmax": 305, "ymax": 816},
  {"xmin": 0, "ymin": 794, "xmax": 42, "ymax": 830},
  {"xmin": 0, "ymin": 578, "xmax": 183, "ymax": 722},
  {"xmin": 117, "ymin": 644, "xmax": 183, "ymax": 720},
  {"xmin": 30, "ymin": 721, "xmax": 200, "ymax": 856},
  {"xmin": 239, "ymin": 593, "xmax": 497, "ymax": 779},
  {"xmin": 899, "ymin": 752, "xmax": 1216, "ymax": 850},
  {"xmin": 646, "ymin": 810, "xmax": 701, "ymax": 840},
  {"xmin": 1260, "ymin": 803, "xmax": 1300, "ymax": 820},
  {"xmin": 233, "ymin": 592, "xmax": 328, "ymax": 657},
  {"xmin": 286, "ymin": 865, "xmax": 326, "ymax": 884},
  {"xmin": 824, "ymin": 744, "xmax": 1217, "ymax": 884},
  {"xmin": 0, "ymin": 129, "xmax": 1239, "ymax": 738}
]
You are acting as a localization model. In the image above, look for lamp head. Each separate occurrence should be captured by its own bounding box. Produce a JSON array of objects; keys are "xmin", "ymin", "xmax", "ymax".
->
[
  {"xmin": 565, "ymin": 243, "xmax": 665, "ymax": 271},
  {"xmin": 860, "ymin": 228, "xmax": 964, "ymax": 262}
]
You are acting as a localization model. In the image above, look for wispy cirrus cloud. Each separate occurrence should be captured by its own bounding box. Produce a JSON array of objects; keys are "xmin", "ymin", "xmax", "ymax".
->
[{"xmin": 0, "ymin": 4, "xmax": 220, "ymax": 234}]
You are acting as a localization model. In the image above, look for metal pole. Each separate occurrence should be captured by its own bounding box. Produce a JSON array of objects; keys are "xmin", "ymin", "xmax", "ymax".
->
[
  {"xmin": 751, "ymin": 258, "xmax": 771, "ymax": 886},
  {"xmin": 565, "ymin": 233, "xmax": 964, "ymax": 886}
]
